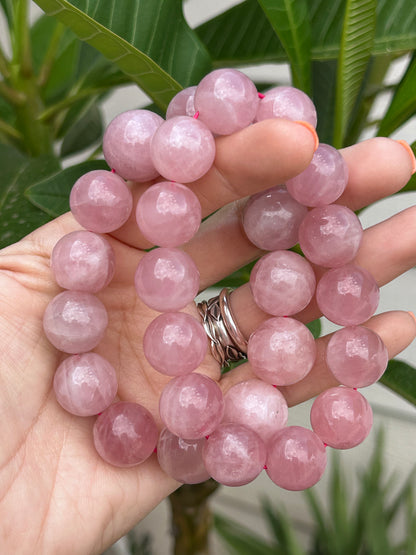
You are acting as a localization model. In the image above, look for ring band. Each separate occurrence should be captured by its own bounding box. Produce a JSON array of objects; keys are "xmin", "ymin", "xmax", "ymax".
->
[{"xmin": 197, "ymin": 288, "xmax": 247, "ymax": 367}]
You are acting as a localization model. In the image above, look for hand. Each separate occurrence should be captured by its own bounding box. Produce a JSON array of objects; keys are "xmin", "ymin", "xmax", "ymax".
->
[{"xmin": 0, "ymin": 118, "xmax": 415, "ymax": 554}]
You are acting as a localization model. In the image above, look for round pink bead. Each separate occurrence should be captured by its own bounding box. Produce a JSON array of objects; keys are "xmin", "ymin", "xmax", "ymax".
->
[
  {"xmin": 70, "ymin": 170, "xmax": 133, "ymax": 233},
  {"xmin": 194, "ymin": 68, "xmax": 259, "ymax": 135},
  {"xmin": 150, "ymin": 116, "xmax": 215, "ymax": 183},
  {"xmin": 143, "ymin": 312, "xmax": 207, "ymax": 376},
  {"xmin": 266, "ymin": 426, "xmax": 327, "ymax": 491},
  {"xmin": 326, "ymin": 326, "xmax": 388, "ymax": 388},
  {"xmin": 51, "ymin": 231, "xmax": 115, "ymax": 293},
  {"xmin": 202, "ymin": 423, "xmax": 266, "ymax": 486},
  {"xmin": 103, "ymin": 109, "xmax": 163, "ymax": 182},
  {"xmin": 250, "ymin": 250, "xmax": 316, "ymax": 316},
  {"xmin": 223, "ymin": 379, "xmax": 288, "ymax": 442},
  {"xmin": 286, "ymin": 144, "xmax": 348, "ymax": 207},
  {"xmin": 316, "ymin": 264, "xmax": 380, "ymax": 326},
  {"xmin": 53, "ymin": 353, "xmax": 118, "ymax": 416},
  {"xmin": 298, "ymin": 205, "xmax": 363, "ymax": 268},
  {"xmin": 43, "ymin": 291, "xmax": 108, "ymax": 354},
  {"xmin": 159, "ymin": 373, "xmax": 224, "ymax": 440},
  {"xmin": 136, "ymin": 181, "xmax": 201, "ymax": 247},
  {"xmin": 166, "ymin": 86, "xmax": 197, "ymax": 119},
  {"xmin": 256, "ymin": 86, "xmax": 317, "ymax": 127},
  {"xmin": 248, "ymin": 317, "xmax": 316, "ymax": 386},
  {"xmin": 242, "ymin": 185, "xmax": 307, "ymax": 250},
  {"xmin": 93, "ymin": 401, "xmax": 158, "ymax": 467},
  {"xmin": 310, "ymin": 387, "xmax": 373, "ymax": 449},
  {"xmin": 157, "ymin": 428, "xmax": 210, "ymax": 484},
  {"xmin": 134, "ymin": 248, "xmax": 199, "ymax": 312}
]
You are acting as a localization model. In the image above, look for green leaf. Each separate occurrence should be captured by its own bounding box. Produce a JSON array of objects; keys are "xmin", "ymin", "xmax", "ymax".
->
[
  {"xmin": 312, "ymin": 59, "xmax": 337, "ymax": 144},
  {"xmin": 380, "ymin": 358, "xmax": 416, "ymax": 406},
  {"xmin": 306, "ymin": 318, "xmax": 321, "ymax": 339},
  {"xmin": 214, "ymin": 260, "xmax": 257, "ymax": 289},
  {"xmin": 398, "ymin": 141, "xmax": 416, "ymax": 193},
  {"xmin": 0, "ymin": 145, "xmax": 60, "ymax": 248},
  {"xmin": 33, "ymin": 0, "xmax": 212, "ymax": 110},
  {"xmin": 333, "ymin": 0, "xmax": 377, "ymax": 147},
  {"xmin": 378, "ymin": 53, "xmax": 416, "ymax": 137},
  {"xmin": 257, "ymin": 0, "xmax": 311, "ymax": 93},
  {"xmin": 214, "ymin": 513, "xmax": 277, "ymax": 555},
  {"xmin": 26, "ymin": 159, "xmax": 109, "ymax": 218},
  {"xmin": 261, "ymin": 498, "xmax": 304, "ymax": 554},
  {"xmin": 60, "ymin": 103, "xmax": 103, "ymax": 157},
  {"xmin": 0, "ymin": 0, "xmax": 13, "ymax": 24}
]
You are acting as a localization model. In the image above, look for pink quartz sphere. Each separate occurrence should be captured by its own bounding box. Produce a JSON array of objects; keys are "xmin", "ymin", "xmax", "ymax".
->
[
  {"xmin": 326, "ymin": 326, "xmax": 388, "ymax": 388},
  {"xmin": 53, "ymin": 352, "xmax": 118, "ymax": 416},
  {"xmin": 248, "ymin": 317, "xmax": 316, "ymax": 386},
  {"xmin": 136, "ymin": 181, "xmax": 201, "ymax": 247},
  {"xmin": 157, "ymin": 427, "xmax": 210, "ymax": 484},
  {"xmin": 266, "ymin": 426, "xmax": 327, "ymax": 491},
  {"xmin": 51, "ymin": 231, "xmax": 115, "ymax": 293},
  {"xmin": 194, "ymin": 68, "xmax": 259, "ymax": 135},
  {"xmin": 166, "ymin": 86, "xmax": 197, "ymax": 119},
  {"xmin": 222, "ymin": 379, "xmax": 288, "ymax": 442},
  {"xmin": 250, "ymin": 250, "xmax": 316, "ymax": 316},
  {"xmin": 286, "ymin": 144, "xmax": 348, "ymax": 207},
  {"xmin": 310, "ymin": 387, "xmax": 373, "ymax": 449},
  {"xmin": 143, "ymin": 312, "xmax": 207, "ymax": 376},
  {"xmin": 202, "ymin": 423, "xmax": 266, "ymax": 486},
  {"xmin": 93, "ymin": 401, "xmax": 158, "ymax": 467},
  {"xmin": 316, "ymin": 264, "xmax": 380, "ymax": 326},
  {"xmin": 242, "ymin": 185, "xmax": 307, "ymax": 250},
  {"xmin": 43, "ymin": 291, "xmax": 108, "ymax": 354},
  {"xmin": 150, "ymin": 116, "xmax": 215, "ymax": 183},
  {"xmin": 70, "ymin": 170, "xmax": 133, "ymax": 233},
  {"xmin": 103, "ymin": 109, "xmax": 163, "ymax": 182},
  {"xmin": 134, "ymin": 247, "xmax": 200, "ymax": 312},
  {"xmin": 159, "ymin": 373, "xmax": 224, "ymax": 440},
  {"xmin": 256, "ymin": 86, "xmax": 317, "ymax": 128},
  {"xmin": 298, "ymin": 205, "xmax": 363, "ymax": 268}
]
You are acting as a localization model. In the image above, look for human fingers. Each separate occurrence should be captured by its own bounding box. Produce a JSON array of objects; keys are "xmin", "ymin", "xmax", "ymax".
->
[{"xmin": 220, "ymin": 311, "xmax": 416, "ymax": 406}]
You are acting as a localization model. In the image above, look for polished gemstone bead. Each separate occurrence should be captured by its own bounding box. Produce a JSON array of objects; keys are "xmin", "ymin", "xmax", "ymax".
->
[
  {"xmin": 166, "ymin": 86, "xmax": 197, "ymax": 119},
  {"xmin": 43, "ymin": 291, "xmax": 108, "ymax": 354},
  {"xmin": 70, "ymin": 170, "xmax": 133, "ymax": 233},
  {"xmin": 310, "ymin": 387, "xmax": 373, "ymax": 449},
  {"xmin": 150, "ymin": 116, "xmax": 215, "ymax": 183},
  {"xmin": 53, "ymin": 352, "xmax": 118, "ymax": 416},
  {"xmin": 316, "ymin": 264, "xmax": 380, "ymax": 325},
  {"xmin": 103, "ymin": 109, "xmax": 163, "ymax": 182},
  {"xmin": 159, "ymin": 373, "xmax": 224, "ymax": 439},
  {"xmin": 298, "ymin": 205, "xmax": 363, "ymax": 268},
  {"xmin": 326, "ymin": 326, "xmax": 388, "ymax": 388},
  {"xmin": 266, "ymin": 426, "xmax": 327, "ymax": 491},
  {"xmin": 202, "ymin": 423, "xmax": 266, "ymax": 486},
  {"xmin": 242, "ymin": 185, "xmax": 307, "ymax": 250},
  {"xmin": 143, "ymin": 312, "xmax": 207, "ymax": 376},
  {"xmin": 250, "ymin": 250, "xmax": 316, "ymax": 316},
  {"xmin": 256, "ymin": 86, "xmax": 317, "ymax": 127},
  {"xmin": 134, "ymin": 248, "xmax": 199, "ymax": 312},
  {"xmin": 93, "ymin": 402, "xmax": 158, "ymax": 467},
  {"xmin": 222, "ymin": 379, "xmax": 288, "ymax": 442},
  {"xmin": 194, "ymin": 68, "xmax": 259, "ymax": 135},
  {"xmin": 157, "ymin": 428, "xmax": 210, "ymax": 484},
  {"xmin": 51, "ymin": 231, "xmax": 115, "ymax": 293},
  {"xmin": 286, "ymin": 144, "xmax": 348, "ymax": 207},
  {"xmin": 136, "ymin": 181, "xmax": 201, "ymax": 247},
  {"xmin": 248, "ymin": 317, "xmax": 316, "ymax": 385}
]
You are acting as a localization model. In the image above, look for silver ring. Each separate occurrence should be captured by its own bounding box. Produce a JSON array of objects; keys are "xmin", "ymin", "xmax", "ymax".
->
[{"xmin": 197, "ymin": 288, "xmax": 247, "ymax": 367}]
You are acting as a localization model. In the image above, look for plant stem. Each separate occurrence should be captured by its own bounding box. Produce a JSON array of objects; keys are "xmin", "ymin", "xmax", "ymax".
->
[
  {"xmin": 12, "ymin": 0, "xmax": 33, "ymax": 78},
  {"xmin": 0, "ymin": 44, "xmax": 10, "ymax": 79},
  {"xmin": 0, "ymin": 118, "xmax": 23, "ymax": 141},
  {"xmin": 0, "ymin": 80, "xmax": 26, "ymax": 105},
  {"xmin": 168, "ymin": 480, "xmax": 220, "ymax": 555}
]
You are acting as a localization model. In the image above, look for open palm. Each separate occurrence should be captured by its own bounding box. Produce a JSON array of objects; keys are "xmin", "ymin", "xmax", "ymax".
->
[{"xmin": 0, "ymin": 119, "xmax": 415, "ymax": 555}]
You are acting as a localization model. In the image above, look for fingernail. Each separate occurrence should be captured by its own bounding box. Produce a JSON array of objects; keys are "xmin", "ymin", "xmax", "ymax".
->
[
  {"xmin": 408, "ymin": 311, "xmax": 416, "ymax": 325},
  {"xmin": 295, "ymin": 120, "xmax": 319, "ymax": 152},
  {"xmin": 396, "ymin": 140, "xmax": 416, "ymax": 175}
]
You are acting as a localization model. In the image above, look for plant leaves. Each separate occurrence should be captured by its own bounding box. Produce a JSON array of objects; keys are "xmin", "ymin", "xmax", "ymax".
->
[
  {"xmin": 333, "ymin": 0, "xmax": 377, "ymax": 147},
  {"xmin": 400, "ymin": 141, "xmax": 416, "ymax": 193},
  {"xmin": 257, "ymin": 0, "xmax": 311, "ymax": 93},
  {"xmin": 306, "ymin": 318, "xmax": 321, "ymax": 339},
  {"xmin": 32, "ymin": 0, "xmax": 212, "ymax": 110},
  {"xmin": 26, "ymin": 159, "xmax": 109, "ymax": 218},
  {"xmin": 380, "ymin": 358, "xmax": 416, "ymax": 406},
  {"xmin": 312, "ymin": 59, "xmax": 337, "ymax": 144},
  {"xmin": 214, "ymin": 513, "xmax": 277, "ymax": 555},
  {"xmin": 0, "ymin": 0, "xmax": 13, "ymax": 24},
  {"xmin": 60, "ymin": 102, "xmax": 103, "ymax": 157}
]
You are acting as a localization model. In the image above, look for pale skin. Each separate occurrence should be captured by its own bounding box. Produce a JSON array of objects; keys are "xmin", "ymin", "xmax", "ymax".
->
[{"xmin": 0, "ymin": 118, "xmax": 415, "ymax": 554}]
